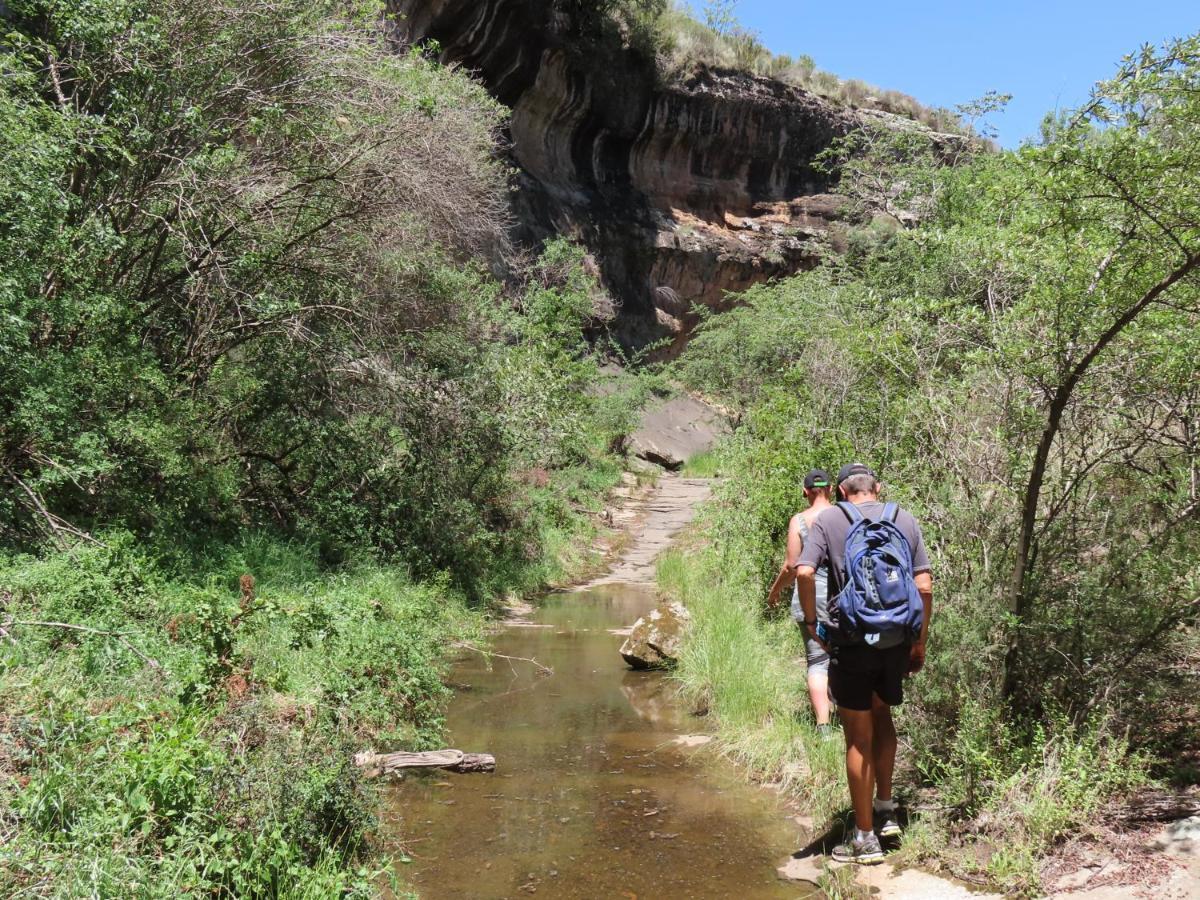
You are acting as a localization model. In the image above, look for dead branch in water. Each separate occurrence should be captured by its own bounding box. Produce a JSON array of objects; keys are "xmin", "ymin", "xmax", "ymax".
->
[
  {"xmin": 354, "ymin": 749, "xmax": 496, "ymax": 776},
  {"xmin": 452, "ymin": 641, "xmax": 553, "ymax": 676}
]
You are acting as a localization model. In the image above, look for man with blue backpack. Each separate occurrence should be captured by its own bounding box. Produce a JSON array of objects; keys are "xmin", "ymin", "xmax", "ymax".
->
[{"xmin": 794, "ymin": 462, "xmax": 933, "ymax": 865}]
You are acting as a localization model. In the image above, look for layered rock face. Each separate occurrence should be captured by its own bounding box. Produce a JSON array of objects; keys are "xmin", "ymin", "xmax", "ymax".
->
[{"xmin": 390, "ymin": 0, "xmax": 865, "ymax": 350}]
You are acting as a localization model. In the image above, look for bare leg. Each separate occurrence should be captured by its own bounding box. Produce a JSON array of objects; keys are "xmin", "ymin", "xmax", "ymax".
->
[
  {"xmin": 808, "ymin": 668, "xmax": 832, "ymax": 726},
  {"xmin": 839, "ymin": 706, "xmax": 875, "ymax": 832},
  {"xmin": 870, "ymin": 693, "xmax": 897, "ymax": 802}
]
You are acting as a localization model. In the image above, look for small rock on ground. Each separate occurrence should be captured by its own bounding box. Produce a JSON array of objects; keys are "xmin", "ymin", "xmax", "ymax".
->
[{"xmin": 1155, "ymin": 816, "xmax": 1200, "ymax": 858}]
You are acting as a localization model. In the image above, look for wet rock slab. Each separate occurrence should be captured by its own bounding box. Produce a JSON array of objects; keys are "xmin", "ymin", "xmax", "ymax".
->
[
  {"xmin": 779, "ymin": 855, "xmax": 1004, "ymax": 899},
  {"xmin": 777, "ymin": 854, "xmax": 824, "ymax": 885},
  {"xmin": 853, "ymin": 863, "xmax": 1000, "ymax": 898},
  {"xmin": 629, "ymin": 394, "xmax": 728, "ymax": 470}
]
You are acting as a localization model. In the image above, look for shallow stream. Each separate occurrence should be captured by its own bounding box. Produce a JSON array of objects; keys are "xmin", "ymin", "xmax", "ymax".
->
[{"xmin": 385, "ymin": 583, "xmax": 816, "ymax": 899}]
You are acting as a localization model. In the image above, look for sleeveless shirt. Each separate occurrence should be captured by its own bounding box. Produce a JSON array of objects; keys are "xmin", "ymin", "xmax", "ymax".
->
[{"xmin": 790, "ymin": 515, "xmax": 831, "ymax": 627}]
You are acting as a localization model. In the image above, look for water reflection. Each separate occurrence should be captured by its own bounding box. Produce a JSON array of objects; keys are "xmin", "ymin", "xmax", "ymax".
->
[
  {"xmin": 621, "ymin": 671, "xmax": 684, "ymax": 728},
  {"xmin": 384, "ymin": 584, "xmax": 815, "ymax": 899}
]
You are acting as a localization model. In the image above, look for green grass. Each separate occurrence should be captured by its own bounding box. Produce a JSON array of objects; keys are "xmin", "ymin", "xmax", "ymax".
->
[
  {"xmin": 679, "ymin": 448, "xmax": 724, "ymax": 478},
  {"xmin": 0, "ymin": 535, "xmax": 483, "ymax": 897},
  {"xmin": 658, "ymin": 548, "xmax": 844, "ymax": 821},
  {"xmin": 818, "ymin": 864, "xmax": 871, "ymax": 899}
]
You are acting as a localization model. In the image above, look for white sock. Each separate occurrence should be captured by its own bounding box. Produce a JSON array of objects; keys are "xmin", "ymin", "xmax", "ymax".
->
[
  {"xmin": 873, "ymin": 798, "xmax": 896, "ymax": 813},
  {"xmin": 855, "ymin": 827, "xmax": 873, "ymax": 842}
]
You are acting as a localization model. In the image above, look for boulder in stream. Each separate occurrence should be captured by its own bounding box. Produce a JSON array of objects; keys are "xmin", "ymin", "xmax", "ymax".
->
[{"xmin": 620, "ymin": 600, "xmax": 691, "ymax": 669}]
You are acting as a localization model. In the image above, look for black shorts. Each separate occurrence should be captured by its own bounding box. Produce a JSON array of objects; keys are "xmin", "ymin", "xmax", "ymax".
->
[{"xmin": 829, "ymin": 642, "xmax": 911, "ymax": 711}]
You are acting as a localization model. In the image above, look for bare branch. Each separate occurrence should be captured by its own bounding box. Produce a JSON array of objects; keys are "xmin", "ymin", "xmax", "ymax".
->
[
  {"xmin": 8, "ymin": 619, "xmax": 165, "ymax": 673},
  {"xmin": 451, "ymin": 641, "xmax": 554, "ymax": 676}
]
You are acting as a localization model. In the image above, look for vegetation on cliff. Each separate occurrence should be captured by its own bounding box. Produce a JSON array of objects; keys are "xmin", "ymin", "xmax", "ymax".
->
[
  {"xmin": 0, "ymin": 0, "xmax": 645, "ymax": 893},
  {"xmin": 586, "ymin": 0, "xmax": 963, "ymax": 130},
  {"xmin": 668, "ymin": 34, "xmax": 1200, "ymax": 893}
]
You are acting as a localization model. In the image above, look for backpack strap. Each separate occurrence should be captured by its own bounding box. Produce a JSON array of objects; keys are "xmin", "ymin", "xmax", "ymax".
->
[
  {"xmin": 839, "ymin": 501, "xmax": 864, "ymax": 524},
  {"xmin": 882, "ymin": 502, "xmax": 899, "ymax": 523}
]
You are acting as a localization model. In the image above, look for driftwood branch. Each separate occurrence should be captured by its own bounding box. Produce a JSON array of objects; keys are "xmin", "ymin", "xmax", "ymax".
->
[
  {"xmin": 451, "ymin": 641, "xmax": 553, "ymax": 676},
  {"xmin": 1118, "ymin": 789, "xmax": 1200, "ymax": 823},
  {"xmin": 3, "ymin": 468, "xmax": 107, "ymax": 549},
  {"xmin": 354, "ymin": 749, "xmax": 496, "ymax": 776},
  {"xmin": 8, "ymin": 619, "xmax": 164, "ymax": 672}
]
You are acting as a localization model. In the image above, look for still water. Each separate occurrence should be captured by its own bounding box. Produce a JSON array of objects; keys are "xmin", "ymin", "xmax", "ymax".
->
[{"xmin": 385, "ymin": 583, "xmax": 816, "ymax": 899}]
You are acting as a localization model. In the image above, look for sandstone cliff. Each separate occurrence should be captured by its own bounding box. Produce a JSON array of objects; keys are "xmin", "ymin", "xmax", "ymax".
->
[{"xmin": 390, "ymin": 0, "xmax": 929, "ymax": 351}]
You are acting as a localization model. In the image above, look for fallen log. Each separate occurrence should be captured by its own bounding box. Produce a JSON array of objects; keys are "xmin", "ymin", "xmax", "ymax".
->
[
  {"xmin": 354, "ymin": 749, "xmax": 496, "ymax": 777},
  {"xmin": 1118, "ymin": 789, "xmax": 1200, "ymax": 823}
]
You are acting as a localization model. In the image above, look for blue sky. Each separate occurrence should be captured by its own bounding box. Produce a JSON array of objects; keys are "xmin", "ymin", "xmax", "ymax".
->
[{"xmin": 729, "ymin": 1, "xmax": 1199, "ymax": 147}]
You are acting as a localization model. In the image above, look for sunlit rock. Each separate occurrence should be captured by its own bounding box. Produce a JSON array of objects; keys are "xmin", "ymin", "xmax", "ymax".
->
[{"xmin": 619, "ymin": 600, "xmax": 691, "ymax": 669}]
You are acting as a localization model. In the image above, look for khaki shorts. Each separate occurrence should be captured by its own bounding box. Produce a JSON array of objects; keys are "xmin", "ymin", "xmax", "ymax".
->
[{"xmin": 805, "ymin": 637, "xmax": 830, "ymax": 675}]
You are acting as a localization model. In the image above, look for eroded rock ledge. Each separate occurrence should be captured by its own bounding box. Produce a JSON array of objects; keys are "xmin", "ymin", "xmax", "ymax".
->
[{"xmin": 390, "ymin": 0, "xmax": 946, "ymax": 351}]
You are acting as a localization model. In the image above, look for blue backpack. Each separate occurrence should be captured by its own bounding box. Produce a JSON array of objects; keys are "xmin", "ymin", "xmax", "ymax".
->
[{"xmin": 833, "ymin": 502, "xmax": 924, "ymax": 647}]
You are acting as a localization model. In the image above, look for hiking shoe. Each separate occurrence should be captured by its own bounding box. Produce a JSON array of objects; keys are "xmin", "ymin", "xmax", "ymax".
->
[
  {"xmin": 875, "ymin": 810, "xmax": 901, "ymax": 838},
  {"xmin": 831, "ymin": 830, "xmax": 885, "ymax": 865}
]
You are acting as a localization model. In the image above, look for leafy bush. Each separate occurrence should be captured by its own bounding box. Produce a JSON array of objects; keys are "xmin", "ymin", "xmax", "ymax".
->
[
  {"xmin": 0, "ymin": 0, "xmax": 646, "ymax": 603},
  {"xmin": 916, "ymin": 703, "xmax": 1149, "ymax": 891}
]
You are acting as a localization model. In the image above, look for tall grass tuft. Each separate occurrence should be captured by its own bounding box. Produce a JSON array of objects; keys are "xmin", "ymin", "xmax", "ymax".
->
[{"xmin": 659, "ymin": 548, "xmax": 845, "ymax": 822}]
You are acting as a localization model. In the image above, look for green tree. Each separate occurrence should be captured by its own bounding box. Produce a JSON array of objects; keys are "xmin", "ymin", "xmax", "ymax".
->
[
  {"xmin": 703, "ymin": 0, "xmax": 739, "ymax": 35},
  {"xmin": 678, "ymin": 34, "xmax": 1200, "ymax": 741},
  {"xmin": 995, "ymin": 37, "xmax": 1200, "ymax": 702}
]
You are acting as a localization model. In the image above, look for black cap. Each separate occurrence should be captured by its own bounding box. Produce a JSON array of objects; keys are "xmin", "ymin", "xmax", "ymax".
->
[
  {"xmin": 836, "ymin": 462, "xmax": 876, "ymax": 486},
  {"xmin": 803, "ymin": 469, "xmax": 831, "ymax": 490}
]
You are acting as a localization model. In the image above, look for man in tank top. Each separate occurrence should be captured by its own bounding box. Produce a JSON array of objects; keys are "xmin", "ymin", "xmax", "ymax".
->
[{"xmin": 766, "ymin": 468, "xmax": 835, "ymax": 735}]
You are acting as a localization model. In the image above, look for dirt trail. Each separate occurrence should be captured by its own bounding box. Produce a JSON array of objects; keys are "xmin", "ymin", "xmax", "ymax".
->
[{"xmin": 584, "ymin": 473, "xmax": 711, "ymax": 587}]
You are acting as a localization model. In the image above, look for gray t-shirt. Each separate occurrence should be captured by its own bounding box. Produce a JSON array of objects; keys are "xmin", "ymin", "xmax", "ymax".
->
[{"xmin": 797, "ymin": 501, "xmax": 931, "ymax": 638}]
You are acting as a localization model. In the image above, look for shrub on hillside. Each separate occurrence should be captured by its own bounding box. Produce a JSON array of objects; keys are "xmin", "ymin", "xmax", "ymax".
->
[
  {"xmin": 0, "ymin": 0, "xmax": 646, "ymax": 600},
  {"xmin": 0, "ymin": 536, "xmax": 479, "ymax": 895}
]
